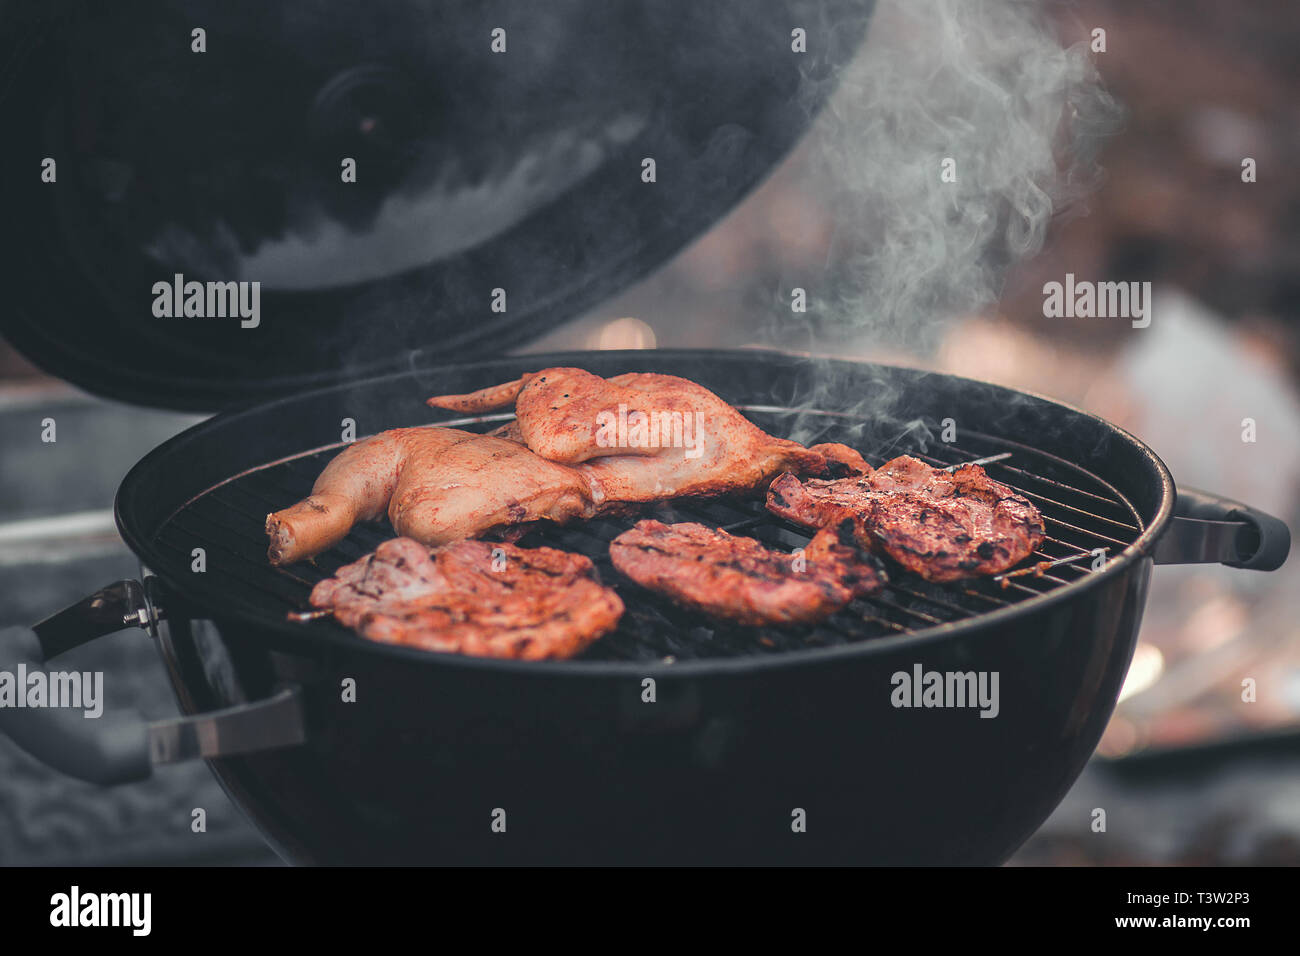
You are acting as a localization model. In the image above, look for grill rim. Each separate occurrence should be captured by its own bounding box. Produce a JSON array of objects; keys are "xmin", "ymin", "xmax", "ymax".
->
[{"xmin": 114, "ymin": 349, "xmax": 1177, "ymax": 677}]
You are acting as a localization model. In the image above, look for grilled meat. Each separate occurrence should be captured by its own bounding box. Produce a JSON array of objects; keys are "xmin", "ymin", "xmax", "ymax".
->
[
  {"xmin": 766, "ymin": 455, "xmax": 1045, "ymax": 582},
  {"xmin": 308, "ymin": 537, "xmax": 623, "ymax": 659},
  {"xmin": 266, "ymin": 427, "xmax": 595, "ymax": 565},
  {"xmin": 428, "ymin": 367, "xmax": 865, "ymax": 495},
  {"xmin": 809, "ymin": 442, "xmax": 872, "ymax": 478},
  {"xmin": 609, "ymin": 519, "xmax": 886, "ymax": 625},
  {"xmin": 271, "ymin": 369, "xmax": 872, "ymax": 565}
]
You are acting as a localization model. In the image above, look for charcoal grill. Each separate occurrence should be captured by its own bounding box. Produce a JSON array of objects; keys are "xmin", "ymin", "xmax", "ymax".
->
[{"xmin": 5, "ymin": 350, "xmax": 1289, "ymax": 865}]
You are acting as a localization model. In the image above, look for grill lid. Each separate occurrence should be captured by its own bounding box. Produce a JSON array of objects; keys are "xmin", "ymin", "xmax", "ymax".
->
[{"xmin": 0, "ymin": 1, "xmax": 870, "ymax": 411}]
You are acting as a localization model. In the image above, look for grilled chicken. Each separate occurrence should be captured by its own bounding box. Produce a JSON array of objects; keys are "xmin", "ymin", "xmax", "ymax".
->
[
  {"xmin": 609, "ymin": 519, "xmax": 886, "ymax": 625},
  {"xmin": 308, "ymin": 537, "xmax": 624, "ymax": 659},
  {"xmin": 810, "ymin": 442, "xmax": 872, "ymax": 477},
  {"xmin": 428, "ymin": 366, "xmax": 867, "ymax": 502},
  {"xmin": 270, "ymin": 369, "xmax": 871, "ymax": 566},
  {"xmin": 766, "ymin": 455, "xmax": 1045, "ymax": 582},
  {"xmin": 266, "ymin": 427, "xmax": 595, "ymax": 566}
]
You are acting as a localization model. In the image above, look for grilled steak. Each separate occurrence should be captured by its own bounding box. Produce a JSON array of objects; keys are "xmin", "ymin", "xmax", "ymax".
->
[
  {"xmin": 766, "ymin": 455, "xmax": 1045, "ymax": 582},
  {"xmin": 308, "ymin": 537, "xmax": 624, "ymax": 659},
  {"xmin": 609, "ymin": 519, "xmax": 886, "ymax": 626}
]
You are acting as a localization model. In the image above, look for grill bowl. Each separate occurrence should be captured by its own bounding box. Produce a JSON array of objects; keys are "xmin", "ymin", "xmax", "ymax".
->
[{"xmin": 102, "ymin": 350, "xmax": 1174, "ymax": 863}]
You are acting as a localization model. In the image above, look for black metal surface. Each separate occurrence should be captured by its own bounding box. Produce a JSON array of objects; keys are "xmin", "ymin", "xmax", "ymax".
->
[
  {"xmin": 1153, "ymin": 487, "xmax": 1291, "ymax": 570},
  {"xmin": 32, "ymin": 580, "xmax": 149, "ymax": 659},
  {"xmin": 218, "ymin": 568, "xmax": 1148, "ymax": 864},
  {"xmin": 77, "ymin": 349, "xmax": 1200, "ymax": 862},
  {"xmin": 0, "ymin": 2, "xmax": 870, "ymax": 410}
]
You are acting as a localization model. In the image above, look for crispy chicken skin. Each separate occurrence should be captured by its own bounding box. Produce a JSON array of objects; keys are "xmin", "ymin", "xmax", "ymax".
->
[
  {"xmin": 309, "ymin": 537, "xmax": 623, "ymax": 659},
  {"xmin": 576, "ymin": 441, "xmax": 813, "ymax": 508},
  {"xmin": 429, "ymin": 367, "xmax": 864, "ymax": 496},
  {"xmin": 609, "ymin": 519, "xmax": 886, "ymax": 625},
  {"xmin": 271, "ymin": 370, "xmax": 871, "ymax": 566},
  {"xmin": 432, "ymin": 368, "xmax": 657, "ymax": 463},
  {"xmin": 266, "ymin": 428, "xmax": 595, "ymax": 566},
  {"xmin": 767, "ymin": 455, "xmax": 1045, "ymax": 582},
  {"xmin": 808, "ymin": 443, "xmax": 871, "ymax": 477}
]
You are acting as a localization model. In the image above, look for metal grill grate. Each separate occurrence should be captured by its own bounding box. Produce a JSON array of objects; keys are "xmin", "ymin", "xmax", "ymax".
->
[{"xmin": 151, "ymin": 410, "xmax": 1144, "ymax": 661}]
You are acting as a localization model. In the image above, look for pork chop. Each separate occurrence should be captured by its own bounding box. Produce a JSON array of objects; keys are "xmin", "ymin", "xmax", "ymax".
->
[
  {"xmin": 609, "ymin": 519, "xmax": 886, "ymax": 625},
  {"xmin": 307, "ymin": 537, "xmax": 624, "ymax": 659},
  {"xmin": 766, "ymin": 455, "xmax": 1045, "ymax": 582}
]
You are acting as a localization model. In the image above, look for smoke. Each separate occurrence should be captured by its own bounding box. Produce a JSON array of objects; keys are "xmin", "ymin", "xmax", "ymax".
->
[{"xmin": 789, "ymin": 0, "xmax": 1121, "ymax": 353}]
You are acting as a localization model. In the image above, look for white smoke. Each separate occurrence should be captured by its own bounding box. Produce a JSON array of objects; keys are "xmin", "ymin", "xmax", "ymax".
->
[{"xmin": 793, "ymin": 0, "xmax": 1121, "ymax": 351}]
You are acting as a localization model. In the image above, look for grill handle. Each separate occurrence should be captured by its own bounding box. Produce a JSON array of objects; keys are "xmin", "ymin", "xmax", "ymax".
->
[
  {"xmin": 1, "ymin": 583, "xmax": 307, "ymax": 786},
  {"xmin": 31, "ymin": 578, "xmax": 154, "ymax": 659},
  {"xmin": 1153, "ymin": 488, "xmax": 1291, "ymax": 570}
]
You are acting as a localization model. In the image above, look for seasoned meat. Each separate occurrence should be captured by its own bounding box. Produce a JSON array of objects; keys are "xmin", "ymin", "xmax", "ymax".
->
[
  {"xmin": 307, "ymin": 537, "xmax": 624, "ymax": 659},
  {"xmin": 808, "ymin": 442, "xmax": 872, "ymax": 477},
  {"xmin": 428, "ymin": 367, "xmax": 864, "ymax": 501},
  {"xmin": 271, "ymin": 369, "xmax": 870, "ymax": 566},
  {"xmin": 609, "ymin": 519, "xmax": 886, "ymax": 626},
  {"xmin": 486, "ymin": 419, "xmax": 524, "ymax": 442},
  {"xmin": 266, "ymin": 427, "xmax": 596, "ymax": 565},
  {"xmin": 767, "ymin": 455, "xmax": 1045, "ymax": 582}
]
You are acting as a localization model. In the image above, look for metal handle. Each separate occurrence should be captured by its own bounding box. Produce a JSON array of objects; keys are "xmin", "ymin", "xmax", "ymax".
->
[
  {"xmin": 1153, "ymin": 488, "xmax": 1291, "ymax": 570},
  {"xmin": 1, "ymin": 582, "xmax": 307, "ymax": 786},
  {"xmin": 33, "ymin": 579, "xmax": 155, "ymax": 657}
]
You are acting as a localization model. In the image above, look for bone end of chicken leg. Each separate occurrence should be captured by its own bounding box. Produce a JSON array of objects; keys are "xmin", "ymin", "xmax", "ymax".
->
[
  {"xmin": 266, "ymin": 494, "xmax": 358, "ymax": 566},
  {"xmin": 266, "ymin": 431, "xmax": 407, "ymax": 565},
  {"xmin": 266, "ymin": 427, "xmax": 596, "ymax": 566}
]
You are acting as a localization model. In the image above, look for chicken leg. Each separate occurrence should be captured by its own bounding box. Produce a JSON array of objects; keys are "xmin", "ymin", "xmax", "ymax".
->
[{"xmin": 266, "ymin": 427, "xmax": 595, "ymax": 565}]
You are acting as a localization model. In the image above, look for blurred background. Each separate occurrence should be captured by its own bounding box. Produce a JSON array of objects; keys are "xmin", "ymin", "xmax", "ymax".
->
[{"xmin": 2, "ymin": 0, "xmax": 1298, "ymax": 864}]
